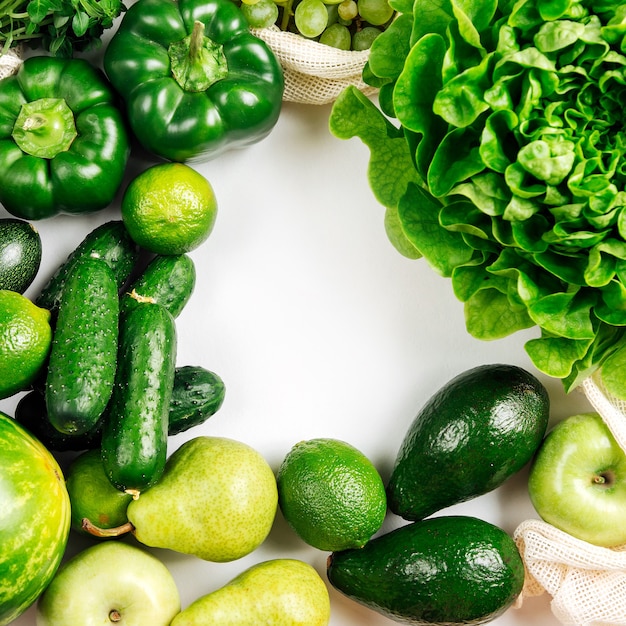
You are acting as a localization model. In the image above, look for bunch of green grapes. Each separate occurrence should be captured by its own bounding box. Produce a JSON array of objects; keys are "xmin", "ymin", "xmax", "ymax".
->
[{"xmin": 236, "ymin": 0, "xmax": 394, "ymax": 51}]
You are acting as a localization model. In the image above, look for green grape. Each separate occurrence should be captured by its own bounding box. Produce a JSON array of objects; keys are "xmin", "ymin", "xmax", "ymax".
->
[
  {"xmin": 294, "ymin": 0, "xmax": 329, "ymax": 37},
  {"xmin": 240, "ymin": 0, "xmax": 261, "ymax": 5},
  {"xmin": 319, "ymin": 22, "xmax": 351, "ymax": 49},
  {"xmin": 357, "ymin": 0, "xmax": 393, "ymax": 25},
  {"xmin": 352, "ymin": 25, "xmax": 381, "ymax": 50},
  {"xmin": 326, "ymin": 3, "xmax": 339, "ymax": 25},
  {"xmin": 241, "ymin": 0, "xmax": 279, "ymax": 27},
  {"xmin": 337, "ymin": 0, "xmax": 357, "ymax": 20}
]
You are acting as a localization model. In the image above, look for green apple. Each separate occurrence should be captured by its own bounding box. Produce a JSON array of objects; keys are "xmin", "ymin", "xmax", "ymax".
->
[
  {"xmin": 528, "ymin": 411, "xmax": 626, "ymax": 547},
  {"xmin": 36, "ymin": 541, "xmax": 180, "ymax": 626}
]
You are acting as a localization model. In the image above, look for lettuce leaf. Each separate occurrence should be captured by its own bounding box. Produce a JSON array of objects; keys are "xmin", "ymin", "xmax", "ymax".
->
[{"xmin": 330, "ymin": 0, "xmax": 626, "ymax": 398}]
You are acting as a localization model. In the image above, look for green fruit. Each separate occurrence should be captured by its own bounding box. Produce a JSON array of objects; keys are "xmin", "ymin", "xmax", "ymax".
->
[
  {"xmin": 387, "ymin": 363, "xmax": 550, "ymax": 520},
  {"xmin": 0, "ymin": 411, "xmax": 71, "ymax": 625},
  {"xmin": 36, "ymin": 542, "xmax": 181, "ymax": 626},
  {"xmin": 0, "ymin": 218, "xmax": 42, "ymax": 293},
  {"xmin": 276, "ymin": 438, "xmax": 386, "ymax": 551},
  {"xmin": 126, "ymin": 436, "xmax": 278, "ymax": 562},
  {"xmin": 327, "ymin": 515, "xmax": 525, "ymax": 626},
  {"xmin": 65, "ymin": 450, "xmax": 134, "ymax": 536},
  {"xmin": 171, "ymin": 559, "xmax": 331, "ymax": 626},
  {"xmin": 0, "ymin": 290, "xmax": 52, "ymax": 400}
]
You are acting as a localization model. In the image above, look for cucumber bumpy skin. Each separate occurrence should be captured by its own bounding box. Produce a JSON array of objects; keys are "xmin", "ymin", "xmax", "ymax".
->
[
  {"xmin": 120, "ymin": 253, "xmax": 196, "ymax": 319},
  {"xmin": 45, "ymin": 254, "xmax": 119, "ymax": 436},
  {"xmin": 17, "ymin": 367, "xmax": 225, "ymax": 452},
  {"xmin": 101, "ymin": 301, "xmax": 177, "ymax": 496},
  {"xmin": 36, "ymin": 220, "xmax": 139, "ymax": 314}
]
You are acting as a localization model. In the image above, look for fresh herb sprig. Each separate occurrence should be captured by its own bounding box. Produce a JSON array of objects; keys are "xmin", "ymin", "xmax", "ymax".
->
[{"xmin": 0, "ymin": 0, "xmax": 125, "ymax": 57}]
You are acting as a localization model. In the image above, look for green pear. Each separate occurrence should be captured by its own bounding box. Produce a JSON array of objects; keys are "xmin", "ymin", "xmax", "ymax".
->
[
  {"xmin": 171, "ymin": 559, "xmax": 331, "ymax": 625},
  {"xmin": 127, "ymin": 436, "xmax": 278, "ymax": 562}
]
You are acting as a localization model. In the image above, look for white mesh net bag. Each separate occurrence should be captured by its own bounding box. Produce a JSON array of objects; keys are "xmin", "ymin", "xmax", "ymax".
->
[
  {"xmin": 251, "ymin": 26, "xmax": 377, "ymax": 105},
  {"xmin": 514, "ymin": 372, "xmax": 626, "ymax": 626},
  {"xmin": 0, "ymin": 47, "xmax": 23, "ymax": 80}
]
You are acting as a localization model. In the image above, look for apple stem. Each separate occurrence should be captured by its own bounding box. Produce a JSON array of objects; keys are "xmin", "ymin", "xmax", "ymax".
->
[
  {"xmin": 81, "ymin": 517, "xmax": 135, "ymax": 538},
  {"xmin": 109, "ymin": 610, "xmax": 122, "ymax": 622}
]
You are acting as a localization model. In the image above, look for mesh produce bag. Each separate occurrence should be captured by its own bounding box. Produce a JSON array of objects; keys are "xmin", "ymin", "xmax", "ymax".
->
[
  {"xmin": 251, "ymin": 26, "xmax": 376, "ymax": 105},
  {"xmin": 514, "ymin": 372, "xmax": 626, "ymax": 626},
  {"xmin": 0, "ymin": 47, "xmax": 23, "ymax": 80}
]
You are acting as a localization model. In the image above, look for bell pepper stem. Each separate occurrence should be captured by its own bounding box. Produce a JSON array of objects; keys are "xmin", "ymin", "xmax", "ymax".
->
[
  {"xmin": 168, "ymin": 20, "xmax": 229, "ymax": 92},
  {"xmin": 11, "ymin": 97, "xmax": 77, "ymax": 159}
]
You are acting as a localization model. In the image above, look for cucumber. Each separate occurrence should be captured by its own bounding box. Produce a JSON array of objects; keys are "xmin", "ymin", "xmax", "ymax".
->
[
  {"xmin": 101, "ymin": 302, "xmax": 177, "ymax": 495},
  {"xmin": 0, "ymin": 218, "xmax": 42, "ymax": 293},
  {"xmin": 120, "ymin": 254, "xmax": 196, "ymax": 319},
  {"xmin": 36, "ymin": 220, "xmax": 139, "ymax": 313},
  {"xmin": 18, "ymin": 366, "xmax": 224, "ymax": 452},
  {"xmin": 15, "ymin": 390, "xmax": 103, "ymax": 453},
  {"xmin": 169, "ymin": 366, "xmax": 225, "ymax": 435},
  {"xmin": 45, "ymin": 255, "xmax": 119, "ymax": 436}
]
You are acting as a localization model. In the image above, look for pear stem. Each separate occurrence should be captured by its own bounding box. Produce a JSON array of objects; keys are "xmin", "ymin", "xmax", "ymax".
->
[{"xmin": 82, "ymin": 518, "xmax": 135, "ymax": 538}]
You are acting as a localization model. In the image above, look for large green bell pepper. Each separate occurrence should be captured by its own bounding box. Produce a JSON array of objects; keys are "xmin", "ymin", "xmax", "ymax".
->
[
  {"xmin": 103, "ymin": 0, "xmax": 284, "ymax": 163},
  {"xmin": 0, "ymin": 56, "xmax": 130, "ymax": 221}
]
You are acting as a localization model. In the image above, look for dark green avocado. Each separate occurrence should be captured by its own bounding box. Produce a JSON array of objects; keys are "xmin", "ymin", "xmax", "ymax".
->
[
  {"xmin": 327, "ymin": 515, "xmax": 525, "ymax": 625},
  {"xmin": 0, "ymin": 218, "xmax": 42, "ymax": 293},
  {"xmin": 387, "ymin": 363, "xmax": 550, "ymax": 520}
]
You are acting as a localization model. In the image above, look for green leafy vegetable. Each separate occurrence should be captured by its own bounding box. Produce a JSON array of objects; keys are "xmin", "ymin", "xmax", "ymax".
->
[
  {"xmin": 329, "ymin": 0, "xmax": 626, "ymax": 398},
  {"xmin": 0, "ymin": 0, "xmax": 125, "ymax": 57}
]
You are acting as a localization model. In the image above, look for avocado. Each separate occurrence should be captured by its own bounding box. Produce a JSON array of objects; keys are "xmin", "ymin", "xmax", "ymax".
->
[
  {"xmin": 327, "ymin": 515, "xmax": 525, "ymax": 625},
  {"xmin": 0, "ymin": 218, "xmax": 42, "ymax": 294},
  {"xmin": 387, "ymin": 363, "xmax": 550, "ymax": 520}
]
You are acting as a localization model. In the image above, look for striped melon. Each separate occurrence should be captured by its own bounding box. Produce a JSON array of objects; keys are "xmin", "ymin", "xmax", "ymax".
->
[{"xmin": 0, "ymin": 411, "xmax": 70, "ymax": 624}]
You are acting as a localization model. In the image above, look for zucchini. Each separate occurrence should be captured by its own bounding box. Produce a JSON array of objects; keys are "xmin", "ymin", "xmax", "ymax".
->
[
  {"xmin": 169, "ymin": 366, "xmax": 225, "ymax": 435},
  {"xmin": 45, "ymin": 254, "xmax": 119, "ymax": 435},
  {"xmin": 0, "ymin": 218, "xmax": 42, "ymax": 293},
  {"xmin": 15, "ymin": 390, "xmax": 103, "ymax": 452},
  {"xmin": 101, "ymin": 302, "xmax": 177, "ymax": 495},
  {"xmin": 36, "ymin": 220, "xmax": 139, "ymax": 313},
  {"xmin": 120, "ymin": 254, "xmax": 196, "ymax": 319}
]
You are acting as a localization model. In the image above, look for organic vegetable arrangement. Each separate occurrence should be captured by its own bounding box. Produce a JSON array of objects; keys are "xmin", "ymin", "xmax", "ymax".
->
[
  {"xmin": 330, "ymin": 0, "xmax": 626, "ymax": 400},
  {"xmin": 2, "ymin": 0, "xmax": 624, "ymax": 623}
]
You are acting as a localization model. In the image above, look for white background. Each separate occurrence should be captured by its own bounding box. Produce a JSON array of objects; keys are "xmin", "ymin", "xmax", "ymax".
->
[{"xmin": 0, "ymin": 34, "xmax": 595, "ymax": 625}]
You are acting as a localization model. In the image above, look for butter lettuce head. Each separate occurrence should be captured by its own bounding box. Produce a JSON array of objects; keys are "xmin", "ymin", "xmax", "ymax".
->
[{"xmin": 329, "ymin": 0, "xmax": 626, "ymax": 398}]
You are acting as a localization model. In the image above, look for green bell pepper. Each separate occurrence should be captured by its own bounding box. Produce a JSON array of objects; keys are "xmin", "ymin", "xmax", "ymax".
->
[
  {"xmin": 0, "ymin": 56, "xmax": 130, "ymax": 221},
  {"xmin": 103, "ymin": 0, "xmax": 284, "ymax": 163}
]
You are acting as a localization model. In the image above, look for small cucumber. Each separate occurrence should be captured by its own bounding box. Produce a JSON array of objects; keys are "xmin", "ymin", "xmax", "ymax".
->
[
  {"xmin": 18, "ymin": 366, "xmax": 224, "ymax": 451},
  {"xmin": 0, "ymin": 218, "xmax": 42, "ymax": 293},
  {"xmin": 45, "ymin": 254, "xmax": 119, "ymax": 435},
  {"xmin": 169, "ymin": 366, "xmax": 225, "ymax": 435},
  {"xmin": 120, "ymin": 254, "xmax": 196, "ymax": 319},
  {"xmin": 101, "ymin": 301, "xmax": 177, "ymax": 495},
  {"xmin": 15, "ymin": 390, "xmax": 103, "ymax": 452},
  {"xmin": 36, "ymin": 220, "xmax": 139, "ymax": 313}
]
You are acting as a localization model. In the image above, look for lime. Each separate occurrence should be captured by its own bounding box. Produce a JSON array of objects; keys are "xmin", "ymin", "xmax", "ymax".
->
[
  {"xmin": 121, "ymin": 163, "xmax": 218, "ymax": 255},
  {"xmin": 0, "ymin": 290, "xmax": 52, "ymax": 400},
  {"xmin": 66, "ymin": 449, "xmax": 134, "ymax": 536},
  {"xmin": 276, "ymin": 438, "xmax": 387, "ymax": 551}
]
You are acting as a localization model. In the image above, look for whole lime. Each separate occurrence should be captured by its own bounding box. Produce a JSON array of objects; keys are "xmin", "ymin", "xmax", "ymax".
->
[
  {"xmin": 121, "ymin": 163, "xmax": 218, "ymax": 255},
  {"xmin": 0, "ymin": 412, "xmax": 71, "ymax": 625},
  {"xmin": 276, "ymin": 438, "xmax": 387, "ymax": 551},
  {"xmin": 0, "ymin": 289, "xmax": 52, "ymax": 399},
  {"xmin": 65, "ymin": 449, "xmax": 134, "ymax": 536}
]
